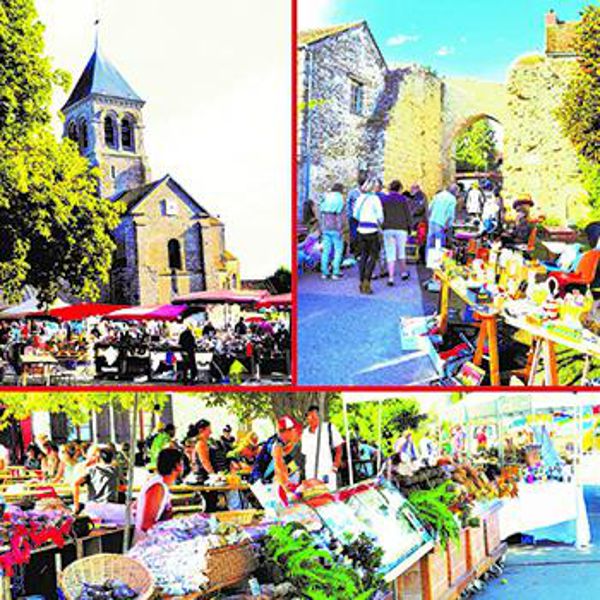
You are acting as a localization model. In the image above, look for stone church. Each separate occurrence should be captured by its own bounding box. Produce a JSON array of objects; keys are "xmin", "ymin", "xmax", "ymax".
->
[{"xmin": 61, "ymin": 44, "xmax": 240, "ymax": 305}]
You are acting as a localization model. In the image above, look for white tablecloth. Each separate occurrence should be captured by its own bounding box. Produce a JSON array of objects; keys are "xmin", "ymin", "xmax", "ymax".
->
[{"xmin": 499, "ymin": 481, "xmax": 590, "ymax": 546}]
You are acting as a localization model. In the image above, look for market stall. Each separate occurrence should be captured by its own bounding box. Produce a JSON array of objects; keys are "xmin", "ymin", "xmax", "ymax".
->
[
  {"xmin": 443, "ymin": 393, "xmax": 597, "ymax": 547},
  {"xmin": 410, "ymin": 246, "xmax": 600, "ymax": 386}
]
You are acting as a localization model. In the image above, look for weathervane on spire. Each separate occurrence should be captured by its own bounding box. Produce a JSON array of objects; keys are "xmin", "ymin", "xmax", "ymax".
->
[{"xmin": 94, "ymin": 0, "xmax": 101, "ymax": 50}]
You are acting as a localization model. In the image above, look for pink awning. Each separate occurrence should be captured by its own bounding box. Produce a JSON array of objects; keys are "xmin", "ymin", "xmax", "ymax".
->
[
  {"xmin": 47, "ymin": 304, "xmax": 130, "ymax": 322},
  {"xmin": 105, "ymin": 304, "xmax": 189, "ymax": 322},
  {"xmin": 256, "ymin": 293, "xmax": 292, "ymax": 308},
  {"xmin": 173, "ymin": 289, "xmax": 268, "ymax": 305}
]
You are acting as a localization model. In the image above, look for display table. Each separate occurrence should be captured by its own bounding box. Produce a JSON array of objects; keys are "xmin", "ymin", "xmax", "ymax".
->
[
  {"xmin": 503, "ymin": 314, "xmax": 600, "ymax": 386},
  {"xmin": 0, "ymin": 527, "xmax": 125, "ymax": 600},
  {"xmin": 498, "ymin": 481, "xmax": 590, "ymax": 545},
  {"xmin": 20, "ymin": 353, "xmax": 58, "ymax": 386},
  {"xmin": 435, "ymin": 270, "xmax": 501, "ymax": 385}
]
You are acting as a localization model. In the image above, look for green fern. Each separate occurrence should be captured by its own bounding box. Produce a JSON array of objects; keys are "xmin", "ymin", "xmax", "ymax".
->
[
  {"xmin": 264, "ymin": 523, "xmax": 382, "ymax": 599},
  {"xmin": 408, "ymin": 482, "xmax": 460, "ymax": 549}
]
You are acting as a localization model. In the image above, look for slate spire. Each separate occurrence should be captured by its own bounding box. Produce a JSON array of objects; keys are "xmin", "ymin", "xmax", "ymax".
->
[{"xmin": 62, "ymin": 43, "xmax": 143, "ymax": 111}]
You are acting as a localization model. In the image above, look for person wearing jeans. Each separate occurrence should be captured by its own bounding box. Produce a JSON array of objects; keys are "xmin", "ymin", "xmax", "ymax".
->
[
  {"xmin": 426, "ymin": 183, "xmax": 459, "ymax": 255},
  {"xmin": 319, "ymin": 183, "xmax": 345, "ymax": 280},
  {"xmin": 353, "ymin": 178, "xmax": 384, "ymax": 294}
]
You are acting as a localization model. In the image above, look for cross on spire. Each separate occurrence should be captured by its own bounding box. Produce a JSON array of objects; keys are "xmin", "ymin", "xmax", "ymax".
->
[{"xmin": 94, "ymin": 0, "xmax": 101, "ymax": 50}]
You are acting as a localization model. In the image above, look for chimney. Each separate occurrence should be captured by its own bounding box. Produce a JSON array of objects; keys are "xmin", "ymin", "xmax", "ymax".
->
[{"xmin": 545, "ymin": 10, "xmax": 558, "ymax": 26}]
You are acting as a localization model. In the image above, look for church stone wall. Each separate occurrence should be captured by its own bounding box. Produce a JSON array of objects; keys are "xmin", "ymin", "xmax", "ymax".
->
[
  {"xmin": 382, "ymin": 67, "xmax": 444, "ymax": 199},
  {"xmin": 130, "ymin": 182, "xmax": 215, "ymax": 304},
  {"xmin": 503, "ymin": 54, "xmax": 586, "ymax": 221},
  {"xmin": 110, "ymin": 216, "xmax": 140, "ymax": 304},
  {"xmin": 298, "ymin": 24, "xmax": 387, "ymax": 211}
]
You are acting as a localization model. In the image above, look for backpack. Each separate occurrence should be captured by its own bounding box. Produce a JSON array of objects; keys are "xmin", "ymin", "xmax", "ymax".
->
[{"xmin": 249, "ymin": 436, "xmax": 277, "ymax": 484}]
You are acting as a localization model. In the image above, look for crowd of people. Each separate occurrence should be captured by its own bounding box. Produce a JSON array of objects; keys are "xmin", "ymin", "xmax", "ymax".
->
[
  {"xmin": 300, "ymin": 174, "xmax": 544, "ymax": 296},
  {"xmin": 0, "ymin": 313, "xmax": 291, "ymax": 384}
]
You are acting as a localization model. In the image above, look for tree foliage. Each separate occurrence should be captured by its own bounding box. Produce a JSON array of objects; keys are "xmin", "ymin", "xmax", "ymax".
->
[
  {"xmin": 0, "ymin": 0, "xmax": 123, "ymax": 305},
  {"xmin": 0, "ymin": 392, "xmax": 169, "ymax": 428},
  {"xmin": 266, "ymin": 266, "xmax": 292, "ymax": 293},
  {"xmin": 328, "ymin": 396, "xmax": 429, "ymax": 455},
  {"xmin": 454, "ymin": 119, "xmax": 499, "ymax": 173},
  {"xmin": 555, "ymin": 5, "xmax": 600, "ymax": 214},
  {"xmin": 204, "ymin": 392, "xmax": 341, "ymax": 425},
  {"xmin": 556, "ymin": 5, "xmax": 600, "ymax": 166}
]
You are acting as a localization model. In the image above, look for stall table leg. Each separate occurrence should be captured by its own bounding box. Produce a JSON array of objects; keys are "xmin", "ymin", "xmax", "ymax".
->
[
  {"xmin": 438, "ymin": 279, "xmax": 450, "ymax": 335},
  {"xmin": 472, "ymin": 313, "xmax": 500, "ymax": 386}
]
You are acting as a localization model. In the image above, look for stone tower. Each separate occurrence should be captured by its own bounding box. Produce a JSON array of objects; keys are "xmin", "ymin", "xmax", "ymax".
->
[{"xmin": 61, "ymin": 43, "xmax": 151, "ymax": 199}]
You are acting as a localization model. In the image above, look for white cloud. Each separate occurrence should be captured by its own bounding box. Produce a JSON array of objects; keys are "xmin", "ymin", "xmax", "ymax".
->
[
  {"xmin": 436, "ymin": 46, "xmax": 455, "ymax": 57},
  {"xmin": 37, "ymin": 0, "xmax": 290, "ymax": 280},
  {"xmin": 299, "ymin": 0, "xmax": 337, "ymax": 30},
  {"xmin": 387, "ymin": 34, "xmax": 420, "ymax": 47}
]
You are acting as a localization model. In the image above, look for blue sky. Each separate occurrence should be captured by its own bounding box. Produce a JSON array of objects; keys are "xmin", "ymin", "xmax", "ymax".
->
[{"xmin": 300, "ymin": 0, "xmax": 591, "ymax": 81}]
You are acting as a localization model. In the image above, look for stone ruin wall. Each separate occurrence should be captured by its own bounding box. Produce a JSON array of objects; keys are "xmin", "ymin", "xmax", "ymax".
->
[
  {"xmin": 381, "ymin": 67, "xmax": 445, "ymax": 199},
  {"xmin": 299, "ymin": 25, "xmax": 387, "ymax": 201},
  {"xmin": 502, "ymin": 54, "xmax": 587, "ymax": 222}
]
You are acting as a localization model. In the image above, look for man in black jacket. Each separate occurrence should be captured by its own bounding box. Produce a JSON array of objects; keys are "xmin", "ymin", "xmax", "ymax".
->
[{"xmin": 179, "ymin": 325, "xmax": 198, "ymax": 384}]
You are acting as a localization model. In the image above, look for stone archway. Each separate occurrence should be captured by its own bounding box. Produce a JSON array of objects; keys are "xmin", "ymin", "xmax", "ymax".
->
[
  {"xmin": 450, "ymin": 113, "xmax": 503, "ymax": 178},
  {"xmin": 441, "ymin": 78, "xmax": 508, "ymax": 185}
]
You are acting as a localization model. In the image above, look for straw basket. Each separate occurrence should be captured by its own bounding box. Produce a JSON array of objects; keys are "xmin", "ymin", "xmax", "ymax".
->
[
  {"xmin": 202, "ymin": 540, "xmax": 257, "ymax": 596},
  {"xmin": 59, "ymin": 554, "xmax": 154, "ymax": 600},
  {"xmin": 214, "ymin": 509, "xmax": 262, "ymax": 526}
]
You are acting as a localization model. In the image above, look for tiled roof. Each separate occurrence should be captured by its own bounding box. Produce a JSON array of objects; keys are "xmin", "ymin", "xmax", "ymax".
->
[
  {"xmin": 113, "ymin": 175, "xmax": 212, "ymax": 217},
  {"xmin": 113, "ymin": 178, "xmax": 165, "ymax": 211},
  {"xmin": 546, "ymin": 21, "xmax": 578, "ymax": 55},
  {"xmin": 298, "ymin": 21, "xmax": 364, "ymax": 46},
  {"xmin": 62, "ymin": 46, "xmax": 143, "ymax": 111}
]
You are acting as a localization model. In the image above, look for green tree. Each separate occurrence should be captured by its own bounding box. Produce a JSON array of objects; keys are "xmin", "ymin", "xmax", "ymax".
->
[
  {"xmin": 556, "ymin": 5, "xmax": 600, "ymax": 212},
  {"xmin": 0, "ymin": 0, "xmax": 123, "ymax": 305},
  {"xmin": 328, "ymin": 396, "xmax": 429, "ymax": 455},
  {"xmin": 266, "ymin": 266, "xmax": 292, "ymax": 293},
  {"xmin": 454, "ymin": 119, "xmax": 499, "ymax": 173},
  {"xmin": 0, "ymin": 392, "xmax": 169, "ymax": 428}
]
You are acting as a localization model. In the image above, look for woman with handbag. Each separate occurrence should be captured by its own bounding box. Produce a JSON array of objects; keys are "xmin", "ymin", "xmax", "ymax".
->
[{"xmin": 353, "ymin": 177, "xmax": 384, "ymax": 294}]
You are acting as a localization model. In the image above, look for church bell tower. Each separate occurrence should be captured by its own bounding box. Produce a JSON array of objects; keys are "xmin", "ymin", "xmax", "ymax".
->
[{"xmin": 61, "ymin": 41, "xmax": 151, "ymax": 199}]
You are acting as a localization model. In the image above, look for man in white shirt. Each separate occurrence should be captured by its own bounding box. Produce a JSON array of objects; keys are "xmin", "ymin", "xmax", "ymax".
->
[
  {"xmin": 466, "ymin": 183, "xmax": 484, "ymax": 218},
  {"xmin": 301, "ymin": 405, "xmax": 343, "ymax": 491},
  {"xmin": 0, "ymin": 443, "xmax": 9, "ymax": 470}
]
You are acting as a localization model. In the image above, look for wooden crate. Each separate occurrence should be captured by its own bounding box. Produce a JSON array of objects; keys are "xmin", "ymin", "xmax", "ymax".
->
[
  {"xmin": 446, "ymin": 531, "xmax": 468, "ymax": 586},
  {"xmin": 466, "ymin": 523, "xmax": 487, "ymax": 572},
  {"xmin": 483, "ymin": 509, "xmax": 502, "ymax": 556},
  {"xmin": 420, "ymin": 543, "xmax": 449, "ymax": 600},
  {"xmin": 396, "ymin": 560, "xmax": 424, "ymax": 600}
]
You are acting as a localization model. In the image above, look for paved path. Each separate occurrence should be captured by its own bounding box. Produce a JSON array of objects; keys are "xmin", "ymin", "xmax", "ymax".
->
[
  {"xmin": 480, "ymin": 485, "xmax": 600, "ymax": 599},
  {"xmin": 298, "ymin": 262, "xmax": 439, "ymax": 385}
]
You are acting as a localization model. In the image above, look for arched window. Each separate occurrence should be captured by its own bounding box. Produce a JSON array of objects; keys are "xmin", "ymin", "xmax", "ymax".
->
[
  {"xmin": 167, "ymin": 239, "xmax": 182, "ymax": 270},
  {"xmin": 67, "ymin": 121, "xmax": 78, "ymax": 143},
  {"xmin": 104, "ymin": 115, "xmax": 117, "ymax": 148},
  {"xmin": 121, "ymin": 117, "xmax": 134, "ymax": 151},
  {"xmin": 79, "ymin": 120, "xmax": 89, "ymax": 151}
]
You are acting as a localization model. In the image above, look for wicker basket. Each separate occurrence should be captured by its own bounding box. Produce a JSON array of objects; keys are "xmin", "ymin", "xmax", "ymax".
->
[
  {"xmin": 214, "ymin": 509, "xmax": 262, "ymax": 526},
  {"xmin": 203, "ymin": 540, "xmax": 257, "ymax": 596},
  {"xmin": 59, "ymin": 554, "xmax": 155, "ymax": 600}
]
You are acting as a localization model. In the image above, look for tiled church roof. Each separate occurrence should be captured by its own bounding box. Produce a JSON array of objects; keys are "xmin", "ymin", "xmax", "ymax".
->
[{"xmin": 298, "ymin": 21, "xmax": 364, "ymax": 47}]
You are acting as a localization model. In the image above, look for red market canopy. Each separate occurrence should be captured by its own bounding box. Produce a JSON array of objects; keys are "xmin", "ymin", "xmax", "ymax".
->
[
  {"xmin": 47, "ymin": 304, "xmax": 129, "ymax": 322},
  {"xmin": 104, "ymin": 304, "xmax": 189, "ymax": 322},
  {"xmin": 172, "ymin": 289, "xmax": 268, "ymax": 305},
  {"xmin": 256, "ymin": 292, "xmax": 292, "ymax": 308}
]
